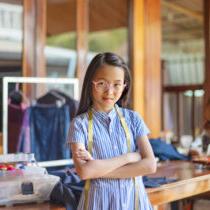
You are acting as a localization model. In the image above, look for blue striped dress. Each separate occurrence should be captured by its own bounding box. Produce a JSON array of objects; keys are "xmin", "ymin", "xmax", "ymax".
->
[{"xmin": 68, "ymin": 106, "xmax": 153, "ymax": 210}]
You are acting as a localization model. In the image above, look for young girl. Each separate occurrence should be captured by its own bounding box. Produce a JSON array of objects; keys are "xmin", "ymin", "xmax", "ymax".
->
[{"xmin": 68, "ymin": 52, "xmax": 156, "ymax": 210}]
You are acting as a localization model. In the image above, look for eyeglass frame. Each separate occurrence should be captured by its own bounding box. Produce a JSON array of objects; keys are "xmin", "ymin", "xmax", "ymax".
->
[{"xmin": 92, "ymin": 80, "xmax": 126, "ymax": 92}]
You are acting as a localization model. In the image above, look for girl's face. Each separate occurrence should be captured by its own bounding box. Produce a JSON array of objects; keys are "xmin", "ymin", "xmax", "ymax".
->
[{"xmin": 92, "ymin": 64, "xmax": 125, "ymax": 112}]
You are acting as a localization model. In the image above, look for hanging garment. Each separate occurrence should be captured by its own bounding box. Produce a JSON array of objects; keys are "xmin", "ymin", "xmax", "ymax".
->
[
  {"xmin": 36, "ymin": 89, "xmax": 78, "ymax": 120},
  {"xmin": 8, "ymin": 103, "xmax": 27, "ymax": 153},
  {"xmin": 18, "ymin": 104, "xmax": 70, "ymax": 161},
  {"xmin": 8, "ymin": 89, "xmax": 28, "ymax": 153}
]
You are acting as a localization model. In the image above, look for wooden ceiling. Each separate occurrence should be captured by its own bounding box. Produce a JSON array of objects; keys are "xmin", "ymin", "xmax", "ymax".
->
[
  {"xmin": 47, "ymin": 0, "xmax": 128, "ymax": 36},
  {"xmin": 162, "ymin": 0, "xmax": 203, "ymax": 43},
  {"xmin": 47, "ymin": 0, "xmax": 204, "ymax": 43},
  {"xmin": 5, "ymin": 0, "xmax": 204, "ymax": 43}
]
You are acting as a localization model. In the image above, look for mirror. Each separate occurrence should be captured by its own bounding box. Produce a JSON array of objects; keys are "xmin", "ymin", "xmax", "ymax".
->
[{"xmin": 3, "ymin": 77, "xmax": 79, "ymax": 167}]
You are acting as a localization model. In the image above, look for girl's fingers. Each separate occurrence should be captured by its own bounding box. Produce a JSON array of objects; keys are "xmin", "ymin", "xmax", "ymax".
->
[
  {"xmin": 74, "ymin": 149, "xmax": 93, "ymax": 161},
  {"xmin": 76, "ymin": 152, "xmax": 88, "ymax": 157},
  {"xmin": 76, "ymin": 150, "xmax": 90, "ymax": 156},
  {"xmin": 76, "ymin": 151, "xmax": 92, "ymax": 160}
]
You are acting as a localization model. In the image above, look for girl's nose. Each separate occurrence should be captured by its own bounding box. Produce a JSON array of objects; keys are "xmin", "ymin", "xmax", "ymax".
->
[{"xmin": 105, "ymin": 84, "xmax": 115, "ymax": 93}]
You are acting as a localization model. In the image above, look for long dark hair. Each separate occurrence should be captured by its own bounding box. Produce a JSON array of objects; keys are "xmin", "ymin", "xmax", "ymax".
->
[{"xmin": 76, "ymin": 52, "xmax": 131, "ymax": 116}]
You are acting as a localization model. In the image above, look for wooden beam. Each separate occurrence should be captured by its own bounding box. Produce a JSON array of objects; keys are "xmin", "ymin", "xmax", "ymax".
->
[
  {"xmin": 203, "ymin": 0, "xmax": 210, "ymax": 121},
  {"xmin": 76, "ymin": 0, "xmax": 89, "ymax": 90},
  {"xmin": 163, "ymin": 29, "xmax": 203, "ymax": 41},
  {"xmin": 23, "ymin": 0, "xmax": 46, "ymax": 78},
  {"xmin": 129, "ymin": 0, "xmax": 145, "ymax": 116},
  {"xmin": 164, "ymin": 84, "xmax": 203, "ymax": 92},
  {"xmin": 35, "ymin": 0, "xmax": 46, "ymax": 78},
  {"xmin": 162, "ymin": 0, "xmax": 203, "ymax": 23},
  {"xmin": 130, "ymin": 0, "xmax": 161, "ymax": 138},
  {"xmin": 22, "ymin": 0, "xmax": 46, "ymax": 97},
  {"xmin": 23, "ymin": 0, "xmax": 35, "ymax": 78},
  {"xmin": 144, "ymin": 0, "xmax": 161, "ymax": 138}
]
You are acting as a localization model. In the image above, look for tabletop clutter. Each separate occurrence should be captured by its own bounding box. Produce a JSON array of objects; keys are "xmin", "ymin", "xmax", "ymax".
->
[{"xmin": 0, "ymin": 153, "xmax": 59, "ymax": 206}]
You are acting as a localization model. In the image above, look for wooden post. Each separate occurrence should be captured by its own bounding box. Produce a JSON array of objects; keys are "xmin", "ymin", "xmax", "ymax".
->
[
  {"xmin": 129, "ymin": 0, "xmax": 161, "ymax": 138},
  {"xmin": 23, "ymin": 0, "xmax": 35, "ymax": 78},
  {"xmin": 22, "ymin": 0, "xmax": 46, "ymax": 96},
  {"xmin": 35, "ymin": 0, "xmax": 46, "ymax": 78},
  {"xmin": 76, "ymin": 0, "xmax": 89, "ymax": 92},
  {"xmin": 204, "ymin": 0, "xmax": 210, "ymax": 121}
]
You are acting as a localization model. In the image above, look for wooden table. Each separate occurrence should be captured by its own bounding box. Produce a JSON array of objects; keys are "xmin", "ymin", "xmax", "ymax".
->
[
  {"xmin": 1, "ymin": 161, "xmax": 210, "ymax": 209},
  {"xmin": 147, "ymin": 160, "xmax": 210, "ymax": 206}
]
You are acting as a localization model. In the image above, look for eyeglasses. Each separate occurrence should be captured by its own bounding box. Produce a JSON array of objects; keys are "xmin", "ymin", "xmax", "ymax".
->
[{"xmin": 92, "ymin": 80, "xmax": 126, "ymax": 92}]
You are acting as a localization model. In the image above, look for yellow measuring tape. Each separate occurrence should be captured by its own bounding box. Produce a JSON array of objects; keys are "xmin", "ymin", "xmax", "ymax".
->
[{"xmin": 84, "ymin": 105, "xmax": 139, "ymax": 210}]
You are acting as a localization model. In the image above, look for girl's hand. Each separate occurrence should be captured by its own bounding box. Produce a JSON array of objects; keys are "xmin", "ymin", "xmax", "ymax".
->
[{"xmin": 75, "ymin": 148, "xmax": 93, "ymax": 162}]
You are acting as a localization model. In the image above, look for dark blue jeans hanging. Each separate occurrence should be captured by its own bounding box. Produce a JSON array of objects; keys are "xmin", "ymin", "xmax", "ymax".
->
[{"xmin": 30, "ymin": 105, "xmax": 70, "ymax": 161}]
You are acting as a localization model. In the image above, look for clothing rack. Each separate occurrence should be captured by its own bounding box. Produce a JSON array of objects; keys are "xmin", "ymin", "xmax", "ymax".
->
[{"xmin": 3, "ymin": 76, "xmax": 79, "ymax": 167}]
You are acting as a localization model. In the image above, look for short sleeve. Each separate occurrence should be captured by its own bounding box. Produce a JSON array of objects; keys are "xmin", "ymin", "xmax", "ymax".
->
[
  {"xmin": 133, "ymin": 111, "xmax": 150, "ymax": 139},
  {"xmin": 67, "ymin": 117, "xmax": 87, "ymax": 146}
]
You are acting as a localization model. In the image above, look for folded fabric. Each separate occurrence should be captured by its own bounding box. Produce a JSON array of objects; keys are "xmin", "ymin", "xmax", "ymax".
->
[
  {"xmin": 149, "ymin": 138, "xmax": 189, "ymax": 161},
  {"xmin": 143, "ymin": 176, "xmax": 177, "ymax": 188},
  {"xmin": 49, "ymin": 169, "xmax": 84, "ymax": 210}
]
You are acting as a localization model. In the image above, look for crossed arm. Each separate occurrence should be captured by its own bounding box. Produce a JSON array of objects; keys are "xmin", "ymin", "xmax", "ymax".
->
[{"xmin": 70, "ymin": 136, "xmax": 156, "ymax": 180}]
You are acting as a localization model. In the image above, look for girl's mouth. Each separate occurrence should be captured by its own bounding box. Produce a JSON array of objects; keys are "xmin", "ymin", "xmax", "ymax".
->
[{"xmin": 102, "ymin": 97, "xmax": 114, "ymax": 103}]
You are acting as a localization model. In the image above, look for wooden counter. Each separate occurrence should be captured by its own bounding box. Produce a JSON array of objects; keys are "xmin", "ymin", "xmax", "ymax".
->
[
  {"xmin": 1, "ymin": 161, "xmax": 210, "ymax": 209},
  {"xmin": 147, "ymin": 161, "xmax": 210, "ymax": 206}
]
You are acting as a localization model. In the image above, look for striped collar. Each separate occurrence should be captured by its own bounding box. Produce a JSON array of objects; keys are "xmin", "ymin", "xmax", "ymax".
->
[{"xmin": 92, "ymin": 104, "xmax": 119, "ymax": 122}]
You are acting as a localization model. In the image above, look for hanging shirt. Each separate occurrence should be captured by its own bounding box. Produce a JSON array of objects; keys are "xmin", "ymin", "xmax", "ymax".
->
[
  {"xmin": 68, "ymin": 105, "xmax": 153, "ymax": 210},
  {"xmin": 8, "ymin": 103, "xmax": 27, "ymax": 153}
]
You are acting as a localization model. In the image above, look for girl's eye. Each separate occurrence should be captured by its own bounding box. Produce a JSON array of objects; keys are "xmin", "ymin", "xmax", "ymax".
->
[
  {"xmin": 97, "ymin": 81, "xmax": 106, "ymax": 86},
  {"xmin": 114, "ymin": 84, "xmax": 122, "ymax": 87}
]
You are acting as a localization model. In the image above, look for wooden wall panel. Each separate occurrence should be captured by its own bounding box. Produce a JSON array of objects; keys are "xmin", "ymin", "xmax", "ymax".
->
[{"xmin": 130, "ymin": 0, "xmax": 161, "ymax": 138}]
